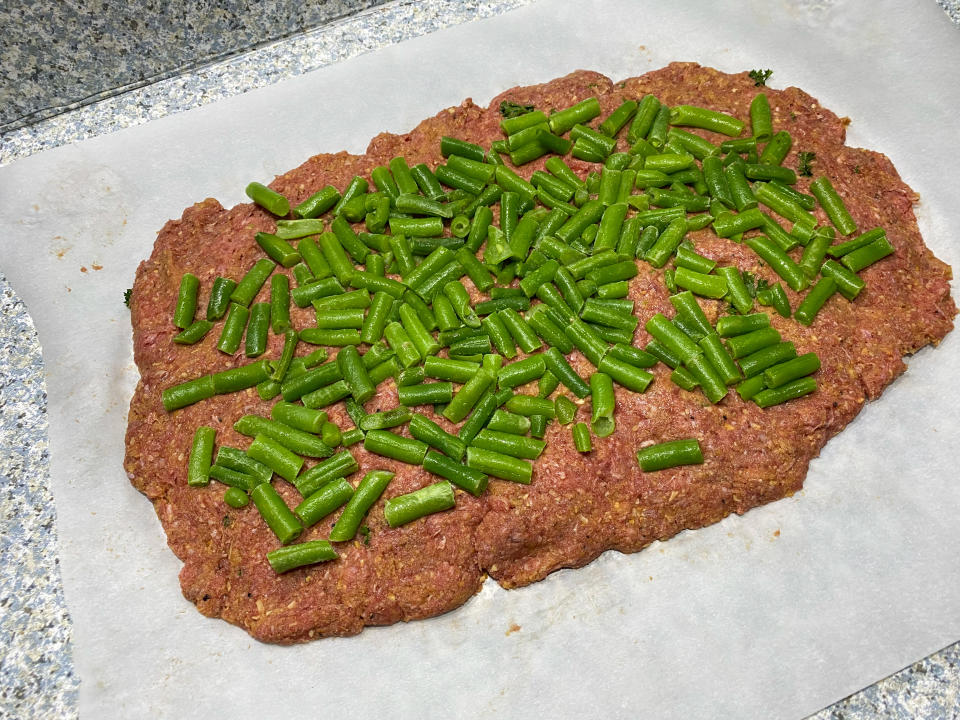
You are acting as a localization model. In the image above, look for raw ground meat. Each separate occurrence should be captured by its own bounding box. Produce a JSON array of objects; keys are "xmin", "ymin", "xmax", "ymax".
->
[{"xmin": 124, "ymin": 63, "xmax": 955, "ymax": 643}]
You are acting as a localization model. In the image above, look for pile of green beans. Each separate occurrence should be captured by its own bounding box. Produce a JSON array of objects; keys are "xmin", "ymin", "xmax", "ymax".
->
[{"xmin": 166, "ymin": 82, "xmax": 896, "ymax": 573}]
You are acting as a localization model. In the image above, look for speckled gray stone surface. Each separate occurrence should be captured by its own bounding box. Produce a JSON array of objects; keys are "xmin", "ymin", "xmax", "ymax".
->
[
  {"xmin": 0, "ymin": 270, "xmax": 79, "ymax": 720},
  {"xmin": 0, "ymin": 0, "xmax": 390, "ymax": 133},
  {"xmin": 0, "ymin": 1, "xmax": 958, "ymax": 718}
]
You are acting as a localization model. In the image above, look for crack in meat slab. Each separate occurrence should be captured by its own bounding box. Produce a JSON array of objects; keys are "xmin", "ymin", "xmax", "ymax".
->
[{"xmin": 124, "ymin": 63, "xmax": 955, "ymax": 643}]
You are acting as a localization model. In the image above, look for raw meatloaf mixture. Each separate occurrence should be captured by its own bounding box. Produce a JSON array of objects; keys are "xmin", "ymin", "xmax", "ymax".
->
[{"xmin": 125, "ymin": 63, "xmax": 955, "ymax": 643}]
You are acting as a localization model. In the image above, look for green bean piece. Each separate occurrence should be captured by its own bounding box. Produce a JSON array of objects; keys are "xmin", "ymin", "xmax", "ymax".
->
[
  {"xmin": 254, "ymin": 232, "xmax": 300, "ymax": 268},
  {"xmin": 291, "ymin": 277, "xmax": 345, "ymax": 309},
  {"xmin": 231, "ymin": 258, "xmax": 276, "ymax": 308},
  {"xmin": 449, "ymin": 334, "xmax": 492, "ymax": 359},
  {"xmin": 328, "ymin": 470, "xmax": 394, "ymax": 542},
  {"xmin": 504, "ymin": 394, "xmax": 556, "ymax": 419},
  {"xmin": 524, "ymin": 305, "xmax": 573, "ymax": 354},
  {"xmin": 551, "ymin": 395, "xmax": 575, "ymax": 425},
  {"xmin": 280, "ymin": 362, "xmax": 341, "ymax": 401},
  {"xmin": 465, "ymin": 446, "xmax": 532, "ymax": 484},
  {"xmin": 644, "ymin": 339, "xmax": 681, "ymax": 369},
  {"xmin": 413, "ymin": 261, "xmax": 465, "ymax": 304},
  {"xmin": 295, "ymin": 449, "xmax": 359, "ymax": 498},
  {"xmin": 669, "ymin": 366, "xmax": 698, "ymax": 391},
  {"xmin": 745, "ymin": 235, "xmax": 809, "ymax": 292},
  {"xmin": 215, "ymin": 446, "xmax": 273, "ymax": 485},
  {"xmin": 827, "ymin": 227, "xmax": 885, "ymax": 258},
  {"xmin": 736, "ymin": 374, "xmax": 766, "ymax": 401},
  {"xmin": 636, "ymin": 438, "xmax": 703, "ymax": 472},
  {"xmin": 820, "ymin": 259, "xmax": 865, "ymax": 300},
  {"xmin": 440, "ymin": 280, "xmax": 479, "ymax": 329},
  {"xmin": 408, "ymin": 163, "xmax": 445, "ymax": 201},
  {"xmin": 669, "ymin": 104, "xmax": 745, "ymax": 136},
  {"xmin": 234, "ymin": 414, "xmax": 334, "ymax": 458},
  {"xmin": 204, "ymin": 276, "xmax": 235, "ymax": 321},
  {"xmin": 405, "ymin": 414, "xmax": 464, "ymax": 461},
  {"xmin": 172, "ymin": 272, "xmax": 200, "ymax": 329},
  {"xmin": 208, "ymin": 464, "xmax": 257, "ymax": 491},
  {"xmin": 245, "ymin": 435, "xmax": 302, "ymax": 483},
  {"xmin": 216, "ymin": 303, "xmax": 250, "ymax": 355},
  {"xmin": 245, "ymin": 182, "xmax": 290, "ymax": 216},
  {"xmin": 363, "ymin": 430, "xmax": 428, "ymax": 465},
  {"xmin": 340, "ymin": 428, "xmax": 364, "ymax": 448},
  {"xmin": 294, "ymin": 185, "xmax": 340, "ymax": 219},
  {"xmin": 419, "ymin": 451, "xmax": 486, "ymax": 497},
  {"xmin": 483, "ymin": 409, "xmax": 527, "ymax": 435},
  {"xmin": 581, "ymin": 297, "xmax": 638, "ymax": 332},
  {"xmin": 759, "ymin": 130, "xmax": 792, "ymax": 166},
  {"xmin": 723, "ymin": 161, "xmax": 757, "ymax": 212},
  {"xmin": 210, "ymin": 361, "xmax": 272, "ymax": 397},
  {"xmin": 763, "ymin": 352, "xmax": 821, "ymax": 389},
  {"xmin": 674, "ymin": 245, "xmax": 716, "ymax": 275},
  {"xmin": 358, "ymin": 408, "xmax": 412, "ymax": 432},
  {"xmin": 757, "ymin": 282, "xmax": 792, "ymax": 318},
  {"xmin": 738, "ymin": 341, "xmax": 797, "ymax": 379},
  {"xmin": 244, "ymin": 302, "xmax": 270, "ymax": 357},
  {"xmin": 588, "ymin": 372, "xmax": 616, "ymax": 438},
  {"xmin": 294, "ymin": 479, "xmax": 354, "ymax": 528},
  {"xmin": 794, "ymin": 276, "xmax": 838, "ymax": 326},
  {"xmin": 754, "ymin": 183, "xmax": 814, "ymax": 224},
  {"xmin": 336, "ymin": 345, "xmax": 376, "ymax": 404},
  {"xmin": 444, "ymin": 369, "xmax": 496, "ymax": 423},
  {"xmin": 698, "ymin": 333, "xmax": 741, "ymax": 385},
  {"xmin": 749, "ymin": 93, "xmax": 773, "ymax": 141},
  {"xmin": 264, "ymin": 276, "xmax": 290, "ymax": 336},
  {"xmin": 396, "ymin": 304, "xmax": 439, "ymax": 360},
  {"xmin": 725, "ymin": 326, "xmax": 782, "ymax": 360},
  {"xmin": 492, "ymin": 309, "xmax": 538, "ymax": 354},
  {"xmin": 480, "ymin": 314, "xmax": 515, "ymax": 359},
  {"xmin": 186, "ymin": 426, "xmax": 216, "ymax": 487},
  {"xmin": 299, "ymin": 328, "xmax": 361, "ymax": 346},
  {"xmin": 810, "ymin": 176, "xmax": 858, "ymax": 236},
  {"xmin": 251, "ymin": 483, "xmax": 303, "ymax": 545},
  {"xmin": 840, "ymin": 236, "xmax": 895, "ymax": 273},
  {"xmin": 711, "ymin": 207, "xmax": 764, "ymax": 238},
  {"xmin": 173, "ymin": 319, "xmax": 214, "ymax": 345},
  {"xmin": 161, "ymin": 375, "xmax": 217, "ymax": 412},
  {"xmin": 494, "ymin": 354, "xmax": 544, "ymax": 390},
  {"xmin": 537, "ymin": 371, "xmax": 559, "ymax": 400},
  {"xmin": 645, "ymin": 313, "xmax": 701, "ymax": 364},
  {"xmin": 472, "ymin": 429, "xmax": 546, "ymax": 460},
  {"xmin": 396, "ymin": 366, "xmax": 425, "ymax": 388},
  {"xmin": 708, "ymin": 267, "xmax": 749, "ymax": 314},
  {"xmin": 683, "ymin": 353, "xmax": 727, "ymax": 403},
  {"xmin": 799, "ymin": 230, "xmax": 833, "ymax": 279},
  {"xmin": 267, "ymin": 540, "xmax": 338, "ymax": 574},
  {"xmin": 665, "ymin": 291, "xmax": 709, "ymax": 337},
  {"xmin": 715, "ymin": 312, "xmax": 769, "ymax": 338},
  {"xmin": 644, "ymin": 216, "xmax": 688, "ymax": 268},
  {"xmin": 605, "ymin": 344, "xmax": 655, "ymax": 369},
  {"xmin": 355, "ymin": 291, "xmax": 389, "ymax": 345},
  {"xmin": 572, "ymin": 422, "xmax": 592, "ymax": 453},
  {"xmin": 222, "ymin": 487, "xmax": 248, "ymax": 509},
  {"xmin": 315, "ymin": 231, "xmax": 354, "ymax": 286},
  {"xmin": 382, "ymin": 321, "xmax": 420, "ymax": 368},
  {"xmin": 296, "ymin": 237, "xmax": 331, "ymax": 281},
  {"xmin": 753, "ymin": 376, "xmax": 818, "ymax": 408},
  {"xmin": 330, "ymin": 176, "xmax": 367, "ymax": 217},
  {"xmin": 383, "ymin": 481, "xmax": 456, "ymax": 528},
  {"xmin": 420, "ymin": 357, "xmax": 478, "ymax": 385},
  {"xmin": 596, "ymin": 353, "xmax": 654, "ymax": 393},
  {"xmin": 440, "ymin": 136, "xmax": 486, "ymax": 161},
  {"xmin": 398, "ymin": 381, "xmax": 454, "ymax": 407},
  {"xmin": 548, "ymin": 97, "xmax": 601, "ymax": 135},
  {"xmin": 269, "ymin": 402, "xmax": 325, "ymax": 435}
]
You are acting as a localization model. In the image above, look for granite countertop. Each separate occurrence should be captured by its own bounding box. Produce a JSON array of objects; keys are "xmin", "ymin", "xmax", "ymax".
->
[{"xmin": 1, "ymin": 1, "xmax": 958, "ymax": 717}]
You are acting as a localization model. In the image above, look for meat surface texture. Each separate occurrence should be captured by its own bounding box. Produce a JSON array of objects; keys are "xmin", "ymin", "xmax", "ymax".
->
[{"xmin": 124, "ymin": 63, "xmax": 955, "ymax": 643}]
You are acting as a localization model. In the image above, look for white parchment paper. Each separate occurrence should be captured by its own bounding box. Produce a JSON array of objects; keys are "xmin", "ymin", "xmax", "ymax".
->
[{"xmin": 1, "ymin": 0, "xmax": 958, "ymax": 717}]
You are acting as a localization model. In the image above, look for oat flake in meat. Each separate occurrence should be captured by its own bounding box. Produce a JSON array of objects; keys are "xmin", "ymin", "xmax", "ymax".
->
[{"xmin": 124, "ymin": 63, "xmax": 955, "ymax": 644}]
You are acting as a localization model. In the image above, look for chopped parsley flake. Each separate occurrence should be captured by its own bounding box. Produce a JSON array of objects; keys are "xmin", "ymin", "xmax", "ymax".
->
[
  {"xmin": 749, "ymin": 69, "xmax": 773, "ymax": 86},
  {"xmin": 797, "ymin": 151, "xmax": 816, "ymax": 177},
  {"xmin": 499, "ymin": 101, "xmax": 534, "ymax": 118}
]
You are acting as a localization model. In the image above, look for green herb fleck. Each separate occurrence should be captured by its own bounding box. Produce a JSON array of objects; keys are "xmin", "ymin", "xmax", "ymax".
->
[
  {"xmin": 797, "ymin": 151, "xmax": 816, "ymax": 177},
  {"xmin": 853, "ymin": 165, "xmax": 861, "ymax": 174},
  {"xmin": 124, "ymin": 288, "xmax": 133, "ymax": 307},
  {"xmin": 749, "ymin": 69, "xmax": 773, "ymax": 86},
  {"xmin": 499, "ymin": 100, "xmax": 534, "ymax": 119},
  {"xmin": 359, "ymin": 525, "xmax": 371, "ymax": 545},
  {"xmin": 222, "ymin": 515, "xmax": 232, "ymax": 528}
]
